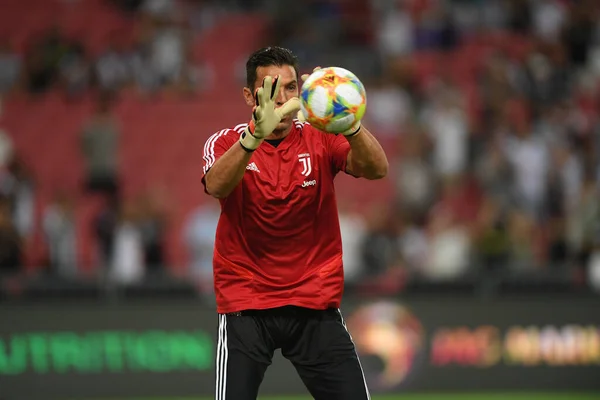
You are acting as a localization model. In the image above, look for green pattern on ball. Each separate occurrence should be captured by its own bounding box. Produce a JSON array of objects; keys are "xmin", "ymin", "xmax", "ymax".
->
[{"xmin": 301, "ymin": 67, "xmax": 367, "ymax": 133}]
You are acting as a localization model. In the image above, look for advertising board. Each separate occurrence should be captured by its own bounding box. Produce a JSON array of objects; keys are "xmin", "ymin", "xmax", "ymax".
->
[
  {"xmin": 343, "ymin": 298, "xmax": 600, "ymax": 393},
  {"xmin": 1, "ymin": 297, "xmax": 599, "ymax": 399}
]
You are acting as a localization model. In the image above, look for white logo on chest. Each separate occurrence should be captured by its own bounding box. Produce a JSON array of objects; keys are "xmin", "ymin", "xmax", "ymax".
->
[
  {"xmin": 246, "ymin": 162, "xmax": 260, "ymax": 173},
  {"xmin": 302, "ymin": 180, "xmax": 317, "ymax": 188},
  {"xmin": 298, "ymin": 153, "xmax": 312, "ymax": 177}
]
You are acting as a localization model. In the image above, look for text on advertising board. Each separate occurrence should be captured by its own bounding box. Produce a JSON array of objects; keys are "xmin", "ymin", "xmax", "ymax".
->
[{"xmin": 0, "ymin": 330, "xmax": 213, "ymax": 375}]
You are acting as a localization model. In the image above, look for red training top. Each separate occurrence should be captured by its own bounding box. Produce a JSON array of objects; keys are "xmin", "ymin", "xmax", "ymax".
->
[{"xmin": 201, "ymin": 119, "xmax": 352, "ymax": 314}]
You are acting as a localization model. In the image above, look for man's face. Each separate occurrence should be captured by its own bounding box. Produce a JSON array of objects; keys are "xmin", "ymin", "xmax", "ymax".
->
[{"xmin": 245, "ymin": 64, "xmax": 299, "ymax": 134}]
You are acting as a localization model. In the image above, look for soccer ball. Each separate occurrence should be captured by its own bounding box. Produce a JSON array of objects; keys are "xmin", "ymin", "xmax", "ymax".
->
[{"xmin": 300, "ymin": 67, "xmax": 367, "ymax": 133}]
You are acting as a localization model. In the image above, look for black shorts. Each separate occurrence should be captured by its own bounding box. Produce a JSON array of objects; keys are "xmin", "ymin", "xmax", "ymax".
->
[{"xmin": 215, "ymin": 306, "xmax": 371, "ymax": 400}]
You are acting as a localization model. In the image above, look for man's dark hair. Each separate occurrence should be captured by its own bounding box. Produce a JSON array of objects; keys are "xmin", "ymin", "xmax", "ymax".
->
[{"xmin": 246, "ymin": 46, "xmax": 299, "ymax": 90}]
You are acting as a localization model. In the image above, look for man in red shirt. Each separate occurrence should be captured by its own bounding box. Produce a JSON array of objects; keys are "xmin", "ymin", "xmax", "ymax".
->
[{"xmin": 202, "ymin": 46, "xmax": 388, "ymax": 400}]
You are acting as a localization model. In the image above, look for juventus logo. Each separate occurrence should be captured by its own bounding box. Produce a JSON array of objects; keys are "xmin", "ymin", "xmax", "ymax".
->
[{"xmin": 298, "ymin": 153, "xmax": 312, "ymax": 177}]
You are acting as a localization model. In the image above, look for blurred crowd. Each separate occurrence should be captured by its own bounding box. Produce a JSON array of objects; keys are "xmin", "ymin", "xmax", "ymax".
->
[
  {"xmin": 0, "ymin": 0, "xmax": 600, "ymax": 297},
  {"xmin": 0, "ymin": 0, "xmax": 217, "ymax": 99},
  {"xmin": 319, "ymin": 0, "xmax": 600, "ymax": 292}
]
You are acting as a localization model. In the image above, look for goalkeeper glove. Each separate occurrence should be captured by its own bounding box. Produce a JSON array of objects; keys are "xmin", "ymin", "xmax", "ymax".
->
[
  {"xmin": 339, "ymin": 121, "xmax": 362, "ymax": 137},
  {"xmin": 299, "ymin": 67, "xmax": 362, "ymax": 137},
  {"xmin": 240, "ymin": 75, "xmax": 301, "ymax": 151}
]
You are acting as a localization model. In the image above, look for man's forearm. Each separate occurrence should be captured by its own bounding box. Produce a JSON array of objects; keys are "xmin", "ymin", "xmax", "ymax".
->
[
  {"xmin": 205, "ymin": 143, "xmax": 253, "ymax": 199},
  {"xmin": 346, "ymin": 126, "xmax": 389, "ymax": 180}
]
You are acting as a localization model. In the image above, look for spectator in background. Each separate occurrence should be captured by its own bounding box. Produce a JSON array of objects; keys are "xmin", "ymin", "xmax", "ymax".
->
[
  {"xmin": 423, "ymin": 181, "xmax": 473, "ymax": 280},
  {"xmin": 503, "ymin": 104, "xmax": 549, "ymax": 220},
  {"xmin": 110, "ymin": 199, "xmax": 144, "ymax": 285},
  {"xmin": 363, "ymin": 73, "xmax": 413, "ymax": 137},
  {"xmin": 588, "ymin": 235, "xmax": 600, "ymax": 292},
  {"xmin": 545, "ymin": 171, "xmax": 569, "ymax": 266},
  {"xmin": 141, "ymin": 0, "xmax": 177, "ymax": 18},
  {"xmin": 588, "ymin": 24, "xmax": 600, "ymax": 80},
  {"xmin": 132, "ymin": 7, "xmax": 203, "ymax": 95},
  {"xmin": 562, "ymin": 0, "xmax": 595, "ymax": 68},
  {"xmin": 431, "ymin": 174, "xmax": 482, "ymax": 227},
  {"xmin": 184, "ymin": 0, "xmax": 221, "ymax": 34},
  {"xmin": 95, "ymin": 33, "xmax": 134, "ymax": 93},
  {"xmin": 361, "ymin": 205, "xmax": 400, "ymax": 278},
  {"xmin": 593, "ymin": 121, "xmax": 600, "ymax": 182},
  {"xmin": 58, "ymin": 38, "xmax": 91, "ymax": 100},
  {"xmin": 475, "ymin": 129, "xmax": 514, "ymax": 209},
  {"xmin": 173, "ymin": 32, "xmax": 206, "ymax": 95},
  {"xmin": 0, "ymin": 112, "xmax": 14, "ymax": 171},
  {"xmin": 23, "ymin": 48, "xmax": 53, "ymax": 94},
  {"xmin": 0, "ymin": 39, "xmax": 22, "ymax": 95},
  {"xmin": 338, "ymin": 199, "xmax": 367, "ymax": 285},
  {"xmin": 413, "ymin": 1, "xmax": 458, "ymax": 52},
  {"xmin": 394, "ymin": 129, "xmax": 436, "ymax": 216},
  {"xmin": 43, "ymin": 192, "xmax": 77, "ymax": 278},
  {"xmin": 520, "ymin": 47, "xmax": 570, "ymax": 107},
  {"xmin": 137, "ymin": 0, "xmax": 188, "ymax": 90},
  {"xmin": 549, "ymin": 140, "xmax": 583, "ymax": 213},
  {"xmin": 81, "ymin": 92, "xmax": 120, "ymax": 200},
  {"xmin": 23, "ymin": 26, "xmax": 70, "ymax": 94},
  {"xmin": 422, "ymin": 80, "xmax": 469, "ymax": 179},
  {"xmin": 136, "ymin": 187, "xmax": 168, "ymax": 272},
  {"xmin": 148, "ymin": 15, "xmax": 187, "ymax": 90},
  {"xmin": 472, "ymin": 196, "xmax": 511, "ymax": 278},
  {"xmin": 505, "ymin": 0, "xmax": 532, "ymax": 34},
  {"xmin": 478, "ymin": 52, "xmax": 519, "ymax": 124},
  {"xmin": 0, "ymin": 195, "xmax": 21, "ymax": 273},
  {"xmin": 506, "ymin": 208, "xmax": 539, "ymax": 272},
  {"xmin": 109, "ymin": 0, "xmax": 145, "ymax": 14},
  {"xmin": 532, "ymin": 0, "xmax": 566, "ymax": 44},
  {"xmin": 374, "ymin": 0, "xmax": 414, "ymax": 58},
  {"xmin": 397, "ymin": 211, "xmax": 429, "ymax": 275},
  {"xmin": 183, "ymin": 202, "xmax": 219, "ymax": 294},
  {"xmin": 129, "ymin": 35, "xmax": 160, "ymax": 94},
  {"xmin": 0, "ymin": 156, "xmax": 35, "ymax": 242},
  {"xmin": 567, "ymin": 171, "xmax": 600, "ymax": 277},
  {"xmin": 94, "ymin": 195, "xmax": 120, "ymax": 271}
]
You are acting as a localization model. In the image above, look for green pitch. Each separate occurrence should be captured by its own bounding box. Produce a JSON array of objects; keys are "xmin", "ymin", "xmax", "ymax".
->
[
  {"xmin": 253, "ymin": 396, "xmax": 597, "ymax": 400},
  {"xmin": 267, "ymin": 395, "xmax": 598, "ymax": 400},
  {"xmin": 89, "ymin": 394, "xmax": 599, "ymax": 400},
  {"xmin": 266, "ymin": 395, "xmax": 599, "ymax": 400}
]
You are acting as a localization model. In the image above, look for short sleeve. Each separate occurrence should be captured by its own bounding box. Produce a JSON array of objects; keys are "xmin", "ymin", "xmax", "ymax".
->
[
  {"xmin": 323, "ymin": 132, "xmax": 351, "ymax": 175},
  {"xmin": 201, "ymin": 128, "xmax": 239, "ymax": 191}
]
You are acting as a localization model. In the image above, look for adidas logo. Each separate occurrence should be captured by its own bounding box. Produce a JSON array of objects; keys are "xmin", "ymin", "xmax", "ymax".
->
[{"xmin": 246, "ymin": 162, "xmax": 260, "ymax": 173}]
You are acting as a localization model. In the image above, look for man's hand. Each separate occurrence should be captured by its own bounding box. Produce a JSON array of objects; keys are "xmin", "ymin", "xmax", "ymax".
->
[
  {"xmin": 299, "ymin": 67, "xmax": 362, "ymax": 137},
  {"xmin": 240, "ymin": 75, "xmax": 301, "ymax": 151}
]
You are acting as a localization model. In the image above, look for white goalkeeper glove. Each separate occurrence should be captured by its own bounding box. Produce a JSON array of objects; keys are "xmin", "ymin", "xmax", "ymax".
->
[
  {"xmin": 299, "ymin": 67, "xmax": 362, "ymax": 137},
  {"xmin": 240, "ymin": 75, "xmax": 301, "ymax": 151}
]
